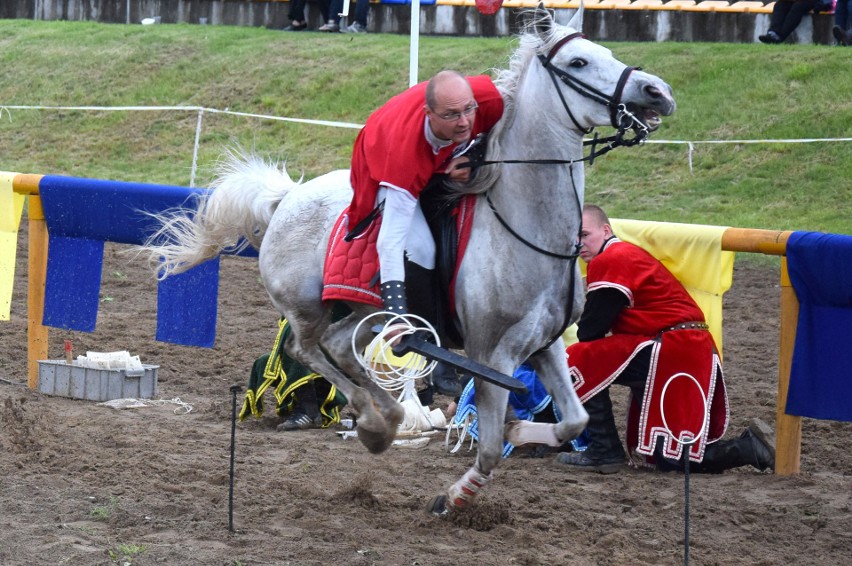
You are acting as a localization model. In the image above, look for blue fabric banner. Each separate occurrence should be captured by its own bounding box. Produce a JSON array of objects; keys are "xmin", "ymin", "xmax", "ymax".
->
[
  {"xmin": 453, "ymin": 363, "xmax": 588, "ymax": 457},
  {"xmin": 786, "ymin": 231, "xmax": 852, "ymax": 422},
  {"xmin": 43, "ymin": 236, "xmax": 104, "ymax": 332},
  {"xmin": 156, "ymin": 258, "xmax": 220, "ymax": 348},
  {"xmin": 39, "ymin": 176, "xmax": 221, "ymax": 347}
]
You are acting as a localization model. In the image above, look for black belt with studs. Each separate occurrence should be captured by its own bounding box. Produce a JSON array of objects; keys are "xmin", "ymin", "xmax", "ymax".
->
[{"xmin": 660, "ymin": 321, "xmax": 709, "ymax": 333}]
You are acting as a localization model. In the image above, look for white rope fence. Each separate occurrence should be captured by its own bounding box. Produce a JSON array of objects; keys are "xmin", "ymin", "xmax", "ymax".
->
[
  {"xmin": 644, "ymin": 138, "xmax": 852, "ymax": 174},
  {"xmin": 0, "ymin": 104, "xmax": 363, "ymax": 187},
  {"xmin": 2, "ymin": 104, "xmax": 851, "ymax": 183}
]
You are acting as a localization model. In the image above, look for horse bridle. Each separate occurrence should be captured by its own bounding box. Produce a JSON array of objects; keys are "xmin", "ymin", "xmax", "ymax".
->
[{"xmin": 538, "ymin": 32, "xmax": 649, "ymax": 147}]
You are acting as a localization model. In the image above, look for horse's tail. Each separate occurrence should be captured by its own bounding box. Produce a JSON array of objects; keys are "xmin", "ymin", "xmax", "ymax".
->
[{"xmin": 143, "ymin": 148, "xmax": 298, "ymax": 279}]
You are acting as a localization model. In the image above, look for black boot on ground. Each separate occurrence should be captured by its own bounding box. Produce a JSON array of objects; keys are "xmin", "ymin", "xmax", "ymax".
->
[
  {"xmin": 555, "ymin": 391, "xmax": 625, "ymax": 474},
  {"xmin": 833, "ymin": 25, "xmax": 849, "ymax": 46},
  {"xmin": 758, "ymin": 31, "xmax": 781, "ymax": 44},
  {"xmin": 429, "ymin": 361, "xmax": 462, "ymax": 398},
  {"xmin": 277, "ymin": 381, "xmax": 323, "ymax": 431},
  {"xmin": 670, "ymin": 417, "xmax": 776, "ymax": 473}
]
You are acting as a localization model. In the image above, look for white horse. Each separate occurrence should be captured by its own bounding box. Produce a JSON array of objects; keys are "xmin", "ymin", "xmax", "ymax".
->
[{"xmin": 144, "ymin": 6, "xmax": 675, "ymax": 514}]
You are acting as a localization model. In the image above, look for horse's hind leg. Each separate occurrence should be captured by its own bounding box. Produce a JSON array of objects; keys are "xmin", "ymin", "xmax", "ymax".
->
[{"xmin": 523, "ymin": 340, "xmax": 588, "ymax": 443}]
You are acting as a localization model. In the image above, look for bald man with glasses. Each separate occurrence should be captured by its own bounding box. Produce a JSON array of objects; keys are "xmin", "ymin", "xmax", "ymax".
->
[
  {"xmin": 346, "ymin": 71, "xmax": 503, "ymax": 319},
  {"xmin": 342, "ymin": 71, "xmax": 503, "ymax": 396}
]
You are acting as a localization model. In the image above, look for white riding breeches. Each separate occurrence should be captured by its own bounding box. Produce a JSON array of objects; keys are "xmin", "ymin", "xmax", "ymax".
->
[{"xmin": 376, "ymin": 185, "xmax": 436, "ymax": 283}]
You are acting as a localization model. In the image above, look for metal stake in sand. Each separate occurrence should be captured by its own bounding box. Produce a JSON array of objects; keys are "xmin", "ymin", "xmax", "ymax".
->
[
  {"xmin": 659, "ymin": 373, "xmax": 710, "ymax": 566},
  {"xmin": 228, "ymin": 384, "xmax": 242, "ymax": 533}
]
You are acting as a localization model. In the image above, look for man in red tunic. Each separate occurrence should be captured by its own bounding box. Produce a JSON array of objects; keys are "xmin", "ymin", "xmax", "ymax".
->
[
  {"xmin": 557, "ymin": 205, "xmax": 775, "ymax": 474},
  {"xmin": 347, "ymin": 70, "xmax": 503, "ymax": 316}
]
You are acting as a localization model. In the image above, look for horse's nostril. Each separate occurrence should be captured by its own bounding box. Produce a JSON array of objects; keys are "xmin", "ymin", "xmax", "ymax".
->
[{"xmin": 645, "ymin": 85, "xmax": 663, "ymax": 98}]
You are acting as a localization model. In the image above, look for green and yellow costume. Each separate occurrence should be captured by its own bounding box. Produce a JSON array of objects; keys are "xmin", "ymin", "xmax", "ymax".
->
[{"xmin": 240, "ymin": 318, "xmax": 347, "ymax": 426}]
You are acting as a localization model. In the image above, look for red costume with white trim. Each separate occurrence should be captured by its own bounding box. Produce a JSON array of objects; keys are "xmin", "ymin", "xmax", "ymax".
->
[
  {"xmin": 568, "ymin": 238, "xmax": 729, "ymax": 463},
  {"xmin": 347, "ymin": 75, "xmax": 503, "ymax": 227}
]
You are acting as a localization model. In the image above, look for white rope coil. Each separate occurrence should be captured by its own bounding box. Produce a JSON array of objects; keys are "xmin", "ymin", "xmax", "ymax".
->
[
  {"xmin": 97, "ymin": 397, "xmax": 193, "ymax": 414},
  {"xmin": 352, "ymin": 312, "xmax": 439, "ymax": 391}
]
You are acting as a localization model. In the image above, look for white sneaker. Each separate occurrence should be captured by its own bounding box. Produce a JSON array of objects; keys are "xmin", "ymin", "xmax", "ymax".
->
[
  {"xmin": 342, "ymin": 22, "xmax": 368, "ymax": 34},
  {"xmin": 318, "ymin": 20, "xmax": 340, "ymax": 32}
]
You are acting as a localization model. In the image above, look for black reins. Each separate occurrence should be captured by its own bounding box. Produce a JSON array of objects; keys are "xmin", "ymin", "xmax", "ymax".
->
[
  {"xmin": 486, "ymin": 190, "xmax": 582, "ymax": 261},
  {"xmin": 538, "ymin": 32, "xmax": 642, "ymax": 133}
]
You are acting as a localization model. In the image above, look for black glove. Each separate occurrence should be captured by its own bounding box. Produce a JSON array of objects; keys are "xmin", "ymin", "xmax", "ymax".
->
[{"xmin": 380, "ymin": 281, "xmax": 408, "ymax": 314}]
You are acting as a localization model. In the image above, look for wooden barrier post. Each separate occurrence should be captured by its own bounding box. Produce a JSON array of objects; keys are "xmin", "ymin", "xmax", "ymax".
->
[
  {"xmin": 12, "ymin": 174, "xmax": 48, "ymax": 388},
  {"xmin": 721, "ymin": 227, "xmax": 800, "ymax": 475},
  {"xmin": 776, "ymin": 258, "xmax": 802, "ymax": 475},
  {"xmin": 27, "ymin": 195, "xmax": 49, "ymax": 388}
]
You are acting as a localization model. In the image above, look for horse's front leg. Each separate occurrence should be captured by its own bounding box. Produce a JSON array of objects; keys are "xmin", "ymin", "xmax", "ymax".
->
[
  {"xmin": 429, "ymin": 380, "xmax": 509, "ymax": 515},
  {"xmin": 507, "ymin": 340, "xmax": 588, "ymax": 446},
  {"xmin": 321, "ymin": 310, "xmax": 405, "ymax": 450},
  {"xmin": 282, "ymin": 306, "xmax": 399, "ymax": 454}
]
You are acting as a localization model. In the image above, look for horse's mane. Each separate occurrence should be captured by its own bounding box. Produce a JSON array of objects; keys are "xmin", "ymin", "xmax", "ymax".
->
[{"xmin": 446, "ymin": 11, "xmax": 576, "ymax": 196}]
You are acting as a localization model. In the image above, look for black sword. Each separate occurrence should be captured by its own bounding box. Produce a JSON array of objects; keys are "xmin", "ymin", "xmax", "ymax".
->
[{"xmin": 390, "ymin": 332, "xmax": 528, "ymax": 394}]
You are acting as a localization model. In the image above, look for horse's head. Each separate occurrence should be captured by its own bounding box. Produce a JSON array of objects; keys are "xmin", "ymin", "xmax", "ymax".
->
[{"xmin": 525, "ymin": 4, "xmax": 676, "ymax": 135}]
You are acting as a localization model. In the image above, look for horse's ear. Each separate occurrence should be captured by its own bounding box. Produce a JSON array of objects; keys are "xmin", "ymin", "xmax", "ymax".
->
[
  {"xmin": 533, "ymin": 2, "xmax": 553, "ymax": 35},
  {"xmin": 567, "ymin": 1, "xmax": 585, "ymax": 32}
]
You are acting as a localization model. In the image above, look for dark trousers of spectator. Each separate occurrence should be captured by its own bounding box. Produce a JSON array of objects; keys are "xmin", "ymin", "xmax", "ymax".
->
[
  {"xmin": 288, "ymin": 0, "xmax": 332, "ymax": 23},
  {"xmin": 837, "ymin": 0, "xmax": 852, "ymax": 30},
  {"xmin": 352, "ymin": 0, "xmax": 370, "ymax": 27},
  {"xmin": 768, "ymin": 0, "xmax": 819, "ymax": 41}
]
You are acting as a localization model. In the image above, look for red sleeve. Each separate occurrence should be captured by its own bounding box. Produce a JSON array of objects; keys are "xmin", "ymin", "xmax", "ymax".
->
[
  {"xmin": 348, "ymin": 76, "xmax": 504, "ymax": 224},
  {"xmin": 586, "ymin": 243, "xmax": 641, "ymax": 305},
  {"xmin": 467, "ymin": 75, "xmax": 504, "ymax": 133}
]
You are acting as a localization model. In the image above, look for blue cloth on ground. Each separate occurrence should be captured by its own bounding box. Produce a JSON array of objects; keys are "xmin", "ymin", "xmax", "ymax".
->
[
  {"xmin": 453, "ymin": 363, "xmax": 587, "ymax": 457},
  {"xmin": 39, "ymin": 175, "xmax": 239, "ymax": 347},
  {"xmin": 785, "ymin": 231, "xmax": 852, "ymax": 422}
]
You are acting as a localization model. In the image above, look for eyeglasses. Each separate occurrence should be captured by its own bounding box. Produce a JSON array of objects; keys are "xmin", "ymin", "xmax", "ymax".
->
[{"xmin": 431, "ymin": 103, "xmax": 478, "ymax": 122}]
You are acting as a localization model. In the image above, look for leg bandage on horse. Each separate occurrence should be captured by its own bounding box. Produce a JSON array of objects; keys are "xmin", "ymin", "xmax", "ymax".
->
[{"xmin": 447, "ymin": 466, "xmax": 493, "ymax": 510}]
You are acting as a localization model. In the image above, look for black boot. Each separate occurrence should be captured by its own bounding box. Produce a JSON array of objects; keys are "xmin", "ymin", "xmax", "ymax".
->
[
  {"xmin": 555, "ymin": 390, "xmax": 625, "ymax": 474},
  {"xmin": 429, "ymin": 361, "xmax": 462, "ymax": 397},
  {"xmin": 661, "ymin": 418, "xmax": 775, "ymax": 473},
  {"xmin": 758, "ymin": 31, "xmax": 781, "ymax": 44},
  {"xmin": 403, "ymin": 260, "xmax": 439, "ymax": 326}
]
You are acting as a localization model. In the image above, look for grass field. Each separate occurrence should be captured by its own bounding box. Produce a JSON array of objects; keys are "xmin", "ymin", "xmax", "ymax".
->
[{"xmin": 1, "ymin": 19, "xmax": 850, "ymax": 236}]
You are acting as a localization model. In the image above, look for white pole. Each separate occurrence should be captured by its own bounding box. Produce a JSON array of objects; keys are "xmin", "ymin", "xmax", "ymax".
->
[{"xmin": 410, "ymin": 0, "xmax": 421, "ymax": 87}]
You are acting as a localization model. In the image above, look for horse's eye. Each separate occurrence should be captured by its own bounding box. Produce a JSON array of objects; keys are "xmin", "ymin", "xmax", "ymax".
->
[{"xmin": 570, "ymin": 59, "xmax": 587, "ymax": 68}]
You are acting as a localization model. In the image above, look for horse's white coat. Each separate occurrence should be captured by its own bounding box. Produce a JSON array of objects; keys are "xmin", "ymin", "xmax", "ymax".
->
[{"xmin": 143, "ymin": 7, "xmax": 675, "ymax": 511}]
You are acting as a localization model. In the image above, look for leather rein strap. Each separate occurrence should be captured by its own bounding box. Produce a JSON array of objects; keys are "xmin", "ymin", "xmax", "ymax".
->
[{"xmin": 538, "ymin": 32, "xmax": 643, "ymax": 133}]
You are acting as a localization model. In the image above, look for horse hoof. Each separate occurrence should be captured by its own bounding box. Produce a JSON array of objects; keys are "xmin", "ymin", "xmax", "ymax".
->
[
  {"xmin": 426, "ymin": 495, "xmax": 449, "ymax": 517},
  {"xmin": 384, "ymin": 402, "xmax": 405, "ymax": 430},
  {"xmin": 356, "ymin": 423, "xmax": 395, "ymax": 454}
]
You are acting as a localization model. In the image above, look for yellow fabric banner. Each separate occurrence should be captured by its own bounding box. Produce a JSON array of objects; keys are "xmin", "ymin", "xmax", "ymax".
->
[
  {"xmin": 0, "ymin": 172, "xmax": 26, "ymax": 320},
  {"xmin": 573, "ymin": 219, "xmax": 735, "ymax": 356},
  {"xmin": 610, "ymin": 218, "xmax": 735, "ymax": 357}
]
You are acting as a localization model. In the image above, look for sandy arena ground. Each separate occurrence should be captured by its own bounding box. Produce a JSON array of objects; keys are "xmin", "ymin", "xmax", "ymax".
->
[{"xmin": 1, "ymin": 222, "xmax": 851, "ymax": 565}]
